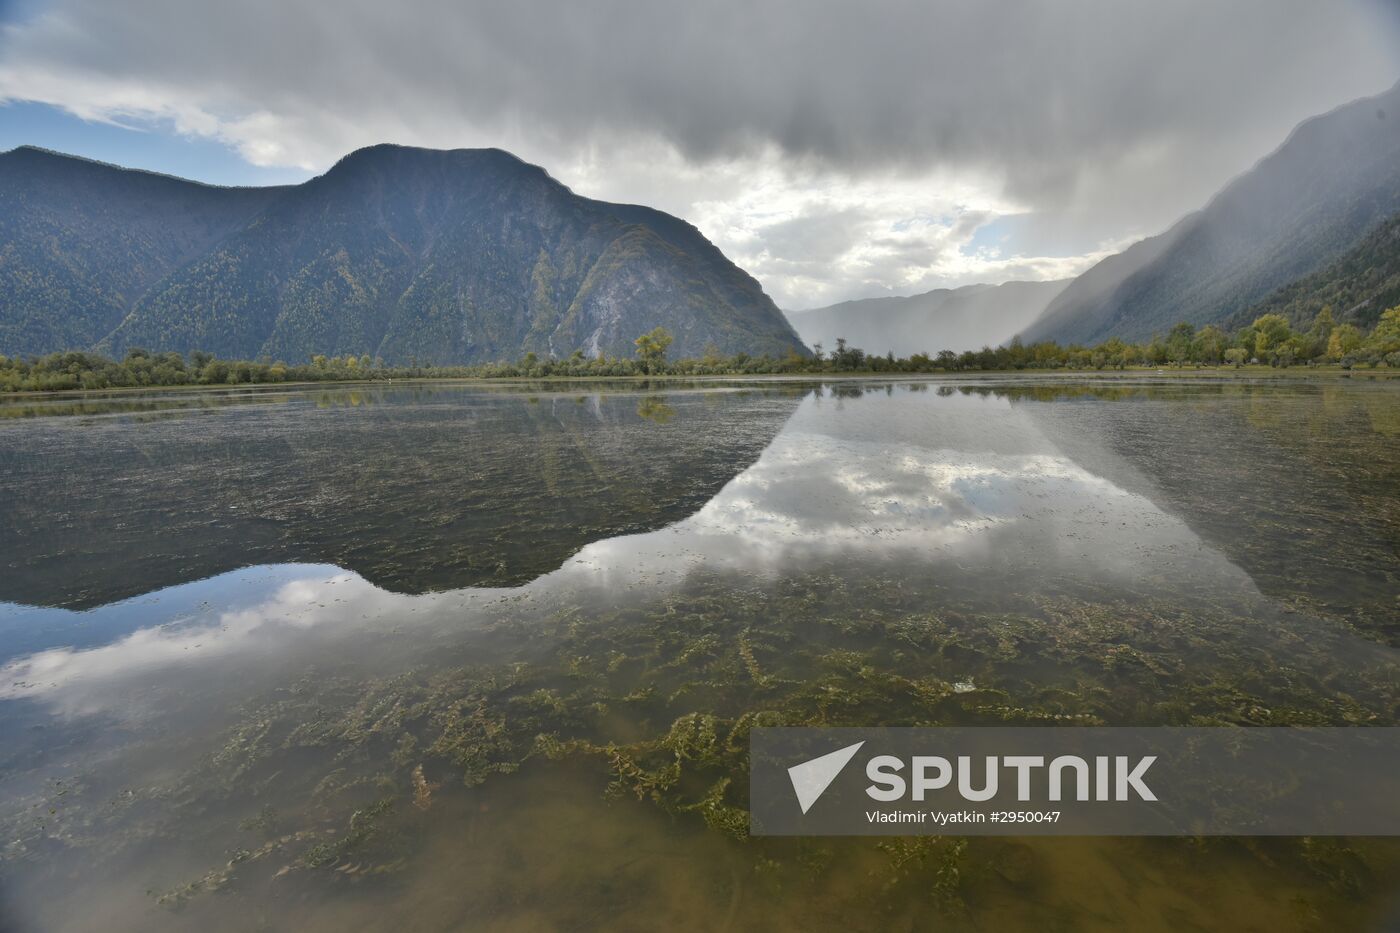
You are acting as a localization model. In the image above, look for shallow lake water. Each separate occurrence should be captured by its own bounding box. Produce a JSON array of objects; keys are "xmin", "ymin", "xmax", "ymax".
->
[{"xmin": 0, "ymin": 376, "xmax": 1397, "ymax": 931}]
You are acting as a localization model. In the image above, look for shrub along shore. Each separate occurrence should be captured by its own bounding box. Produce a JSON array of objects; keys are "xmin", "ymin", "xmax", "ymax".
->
[{"xmin": 3, "ymin": 308, "xmax": 1397, "ymax": 394}]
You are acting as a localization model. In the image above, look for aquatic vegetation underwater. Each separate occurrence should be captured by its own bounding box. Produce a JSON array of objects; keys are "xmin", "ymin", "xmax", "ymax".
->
[{"xmin": 0, "ymin": 377, "xmax": 1396, "ymax": 931}]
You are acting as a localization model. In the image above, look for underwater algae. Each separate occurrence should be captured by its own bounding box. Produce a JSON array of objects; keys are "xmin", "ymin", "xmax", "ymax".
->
[
  {"xmin": 8, "ymin": 566, "xmax": 1396, "ymax": 931},
  {"xmin": 0, "ymin": 376, "xmax": 1397, "ymax": 931}
]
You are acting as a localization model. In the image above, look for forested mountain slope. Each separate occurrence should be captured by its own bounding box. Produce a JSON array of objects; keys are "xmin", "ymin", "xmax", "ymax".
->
[
  {"xmin": 0, "ymin": 145, "xmax": 807, "ymax": 364},
  {"xmin": 1023, "ymin": 81, "xmax": 1400, "ymax": 345},
  {"xmin": 1226, "ymin": 211, "xmax": 1400, "ymax": 333}
]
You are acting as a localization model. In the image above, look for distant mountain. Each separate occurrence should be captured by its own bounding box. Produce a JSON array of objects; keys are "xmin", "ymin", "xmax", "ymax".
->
[
  {"xmin": 1023, "ymin": 81, "xmax": 1400, "ymax": 345},
  {"xmin": 0, "ymin": 145, "xmax": 807, "ymax": 364},
  {"xmin": 1225, "ymin": 211, "xmax": 1400, "ymax": 333},
  {"xmin": 786, "ymin": 279, "xmax": 1068, "ymax": 356}
]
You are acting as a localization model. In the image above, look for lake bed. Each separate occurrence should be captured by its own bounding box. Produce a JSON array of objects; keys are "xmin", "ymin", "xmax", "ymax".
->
[{"xmin": 1, "ymin": 376, "xmax": 1397, "ymax": 931}]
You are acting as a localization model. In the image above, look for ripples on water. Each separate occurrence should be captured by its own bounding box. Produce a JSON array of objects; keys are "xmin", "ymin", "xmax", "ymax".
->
[{"xmin": 0, "ymin": 377, "xmax": 1396, "ymax": 931}]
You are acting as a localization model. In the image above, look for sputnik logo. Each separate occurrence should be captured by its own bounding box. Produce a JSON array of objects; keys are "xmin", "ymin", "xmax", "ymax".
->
[{"xmin": 787, "ymin": 741, "xmax": 865, "ymax": 814}]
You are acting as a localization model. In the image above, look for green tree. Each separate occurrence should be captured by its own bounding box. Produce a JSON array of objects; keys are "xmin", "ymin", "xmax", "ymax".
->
[
  {"xmin": 1166, "ymin": 322, "xmax": 1196, "ymax": 366},
  {"xmin": 634, "ymin": 327, "xmax": 674, "ymax": 374},
  {"xmin": 1309, "ymin": 306, "xmax": 1336, "ymax": 345},
  {"xmin": 1193, "ymin": 325, "xmax": 1227, "ymax": 364},
  {"xmin": 830, "ymin": 337, "xmax": 867, "ymax": 371},
  {"xmin": 1327, "ymin": 324, "xmax": 1362, "ymax": 361},
  {"xmin": 1364, "ymin": 306, "xmax": 1400, "ymax": 356},
  {"xmin": 1252, "ymin": 314, "xmax": 1293, "ymax": 363}
]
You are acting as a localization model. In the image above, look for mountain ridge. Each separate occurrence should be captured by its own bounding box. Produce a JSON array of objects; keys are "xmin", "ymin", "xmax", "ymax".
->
[
  {"xmin": 1022, "ymin": 80, "xmax": 1400, "ymax": 345},
  {"xmin": 0, "ymin": 144, "xmax": 807, "ymax": 364}
]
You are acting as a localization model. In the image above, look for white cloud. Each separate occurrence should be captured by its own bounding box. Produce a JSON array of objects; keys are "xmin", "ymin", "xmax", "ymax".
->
[{"xmin": 559, "ymin": 140, "xmax": 1118, "ymax": 307}]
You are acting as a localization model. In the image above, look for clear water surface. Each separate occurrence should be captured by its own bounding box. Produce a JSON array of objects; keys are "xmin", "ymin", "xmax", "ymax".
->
[{"xmin": 0, "ymin": 376, "xmax": 1397, "ymax": 932}]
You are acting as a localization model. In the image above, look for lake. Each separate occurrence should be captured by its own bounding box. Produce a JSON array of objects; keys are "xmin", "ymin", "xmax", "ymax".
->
[{"xmin": 1, "ymin": 376, "xmax": 1397, "ymax": 931}]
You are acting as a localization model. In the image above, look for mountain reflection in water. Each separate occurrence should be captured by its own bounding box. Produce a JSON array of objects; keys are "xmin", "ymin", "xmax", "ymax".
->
[{"xmin": 0, "ymin": 383, "xmax": 805, "ymax": 608}]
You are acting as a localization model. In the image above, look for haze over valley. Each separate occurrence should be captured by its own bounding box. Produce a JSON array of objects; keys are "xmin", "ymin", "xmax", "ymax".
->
[{"xmin": 787, "ymin": 279, "xmax": 1068, "ymax": 357}]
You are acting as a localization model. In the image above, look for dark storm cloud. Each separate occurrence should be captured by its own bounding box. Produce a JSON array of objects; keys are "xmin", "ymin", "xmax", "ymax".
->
[
  {"xmin": 5, "ymin": 0, "xmax": 1397, "ymax": 189},
  {"xmin": 2, "ymin": 0, "xmax": 1398, "ymax": 305}
]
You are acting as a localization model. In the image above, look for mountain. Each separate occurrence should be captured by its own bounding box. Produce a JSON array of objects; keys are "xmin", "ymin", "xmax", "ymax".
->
[
  {"xmin": 0, "ymin": 145, "xmax": 807, "ymax": 364},
  {"xmin": 1023, "ymin": 80, "xmax": 1400, "ymax": 345},
  {"xmin": 0, "ymin": 147, "xmax": 285, "ymax": 357},
  {"xmin": 786, "ymin": 279, "xmax": 1068, "ymax": 356},
  {"xmin": 1225, "ymin": 211, "xmax": 1400, "ymax": 333}
]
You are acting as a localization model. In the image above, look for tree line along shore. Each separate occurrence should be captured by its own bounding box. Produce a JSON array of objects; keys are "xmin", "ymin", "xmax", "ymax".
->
[{"xmin": 3, "ymin": 308, "xmax": 1397, "ymax": 394}]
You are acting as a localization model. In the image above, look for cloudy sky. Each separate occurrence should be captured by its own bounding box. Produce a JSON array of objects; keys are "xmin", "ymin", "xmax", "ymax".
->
[{"xmin": 2, "ymin": 0, "xmax": 1398, "ymax": 309}]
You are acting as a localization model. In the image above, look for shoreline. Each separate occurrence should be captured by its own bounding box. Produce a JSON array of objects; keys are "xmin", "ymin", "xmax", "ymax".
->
[{"xmin": 3, "ymin": 364, "xmax": 1398, "ymax": 401}]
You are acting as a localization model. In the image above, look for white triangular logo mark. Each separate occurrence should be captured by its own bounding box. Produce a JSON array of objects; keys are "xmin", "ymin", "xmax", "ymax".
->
[{"xmin": 788, "ymin": 741, "xmax": 865, "ymax": 814}]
